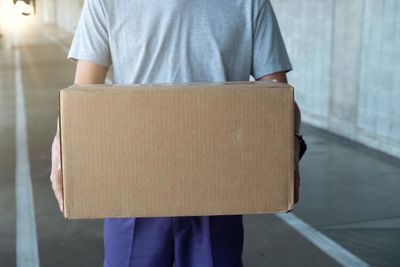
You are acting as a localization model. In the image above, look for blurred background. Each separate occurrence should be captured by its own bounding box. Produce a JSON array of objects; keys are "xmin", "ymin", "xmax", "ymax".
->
[{"xmin": 0, "ymin": 0, "xmax": 399, "ymax": 266}]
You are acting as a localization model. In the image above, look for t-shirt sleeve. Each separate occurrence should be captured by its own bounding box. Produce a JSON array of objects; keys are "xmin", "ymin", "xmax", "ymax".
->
[
  {"xmin": 251, "ymin": 0, "xmax": 292, "ymax": 80},
  {"xmin": 67, "ymin": 0, "xmax": 111, "ymax": 67}
]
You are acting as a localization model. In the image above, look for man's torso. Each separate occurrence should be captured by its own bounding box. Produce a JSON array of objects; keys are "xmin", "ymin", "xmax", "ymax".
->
[{"xmin": 103, "ymin": 0, "xmax": 257, "ymax": 83}]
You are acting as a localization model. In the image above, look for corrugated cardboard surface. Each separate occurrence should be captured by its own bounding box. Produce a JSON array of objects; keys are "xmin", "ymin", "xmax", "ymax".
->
[{"xmin": 59, "ymin": 81, "xmax": 294, "ymax": 219}]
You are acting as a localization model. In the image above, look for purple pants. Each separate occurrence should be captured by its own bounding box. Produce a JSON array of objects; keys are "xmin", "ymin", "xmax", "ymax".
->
[{"xmin": 103, "ymin": 215, "xmax": 244, "ymax": 267}]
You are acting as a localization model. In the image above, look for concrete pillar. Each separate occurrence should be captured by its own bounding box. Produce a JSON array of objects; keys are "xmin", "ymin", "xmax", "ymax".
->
[
  {"xmin": 37, "ymin": 0, "xmax": 57, "ymax": 25},
  {"xmin": 328, "ymin": 0, "xmax": 365, "ymax": 138},
  {"xmin": 51, "ymin": 0, "xmax": 82, "ymax": 33},
  {"xmin": 271, "ymin": 0, "xmax": 335, "ymax": 128},
  {"xmin": 356, "ymin": 0, "xmax": 400, "ymax": 157}
]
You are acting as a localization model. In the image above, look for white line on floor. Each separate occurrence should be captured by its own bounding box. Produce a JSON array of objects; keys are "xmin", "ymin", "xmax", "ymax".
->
[
  {"xmin": 37, "ymin": 25, "xmax": 113, "ymax": 84},
  {"xmin": 14, "ymin": 35, "xmax": 40, "ymax": 267},
  {"xmin": 275, "ymin": 213, "xmax": 370, "ymax": 267}
]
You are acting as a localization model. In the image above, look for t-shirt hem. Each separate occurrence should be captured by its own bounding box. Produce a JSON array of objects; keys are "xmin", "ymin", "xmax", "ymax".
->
[
  {"xmin": 252, "ymin": 63, "xmax": 293, "ymax": 80},
  {"xmin": 68, "ymin": 50, "xmax": 112, "ymax": 68}
]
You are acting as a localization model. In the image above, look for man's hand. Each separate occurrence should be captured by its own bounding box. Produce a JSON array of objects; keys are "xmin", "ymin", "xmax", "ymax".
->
[
  {"xmin": 50, "ymin": 130, "xmax": 63, "ymax": 212},
  {"xmin": 50, "ymin": 60, "xmax": 108, "ymax": 214}
]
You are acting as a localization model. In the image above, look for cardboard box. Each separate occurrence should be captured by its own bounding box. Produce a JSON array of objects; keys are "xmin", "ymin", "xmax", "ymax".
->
[{"xmin": 59, "ymin": 81, "xmax": 295, "ymax": 219}]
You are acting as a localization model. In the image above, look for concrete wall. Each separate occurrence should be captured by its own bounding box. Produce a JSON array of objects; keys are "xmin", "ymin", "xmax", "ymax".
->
[
  {"xmin": 34, "ymin": 0, "xmax": 400, "ymax": 158},
  {"xmin": 271, "ymin": 0, "xmax": 400, "ymax": 158}
]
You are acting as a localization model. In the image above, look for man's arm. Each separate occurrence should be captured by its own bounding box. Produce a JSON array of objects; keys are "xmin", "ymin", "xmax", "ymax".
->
[
  {"xmin": 73, "ymin": 60, "xmax": 108, "ymax": 84},
  {"xmin": 50, "ymin": 60, "xmax": 108, "ymax": 213}
]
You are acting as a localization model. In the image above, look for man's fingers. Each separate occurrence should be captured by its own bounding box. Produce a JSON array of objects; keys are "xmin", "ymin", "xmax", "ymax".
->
[
  {"xmin": 50, "ymin": 132, "xmax": 63, "ymax": 213},
  {"xmin": 54, "ymin": 190, "xmax": 64, "ymax": 213},
  {"xmin": 51, "ymin": 177, "xmax": 62, "ymax": 191},
  {"xmin": 52, "ymin": 183, "xmax": 64, "ymax": 212},
  {"xmin": 50, "ymin": 172, "xmax": 64, "ymax": 213}
]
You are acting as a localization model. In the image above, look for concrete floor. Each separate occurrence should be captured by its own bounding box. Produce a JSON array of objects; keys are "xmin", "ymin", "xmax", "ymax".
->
[{"xmin": 0, "ymin": 21, "xmax": 399, "ymax": 267}]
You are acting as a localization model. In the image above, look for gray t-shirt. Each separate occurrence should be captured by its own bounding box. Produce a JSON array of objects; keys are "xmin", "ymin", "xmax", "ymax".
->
[{"xmin": 68, "ymin": 0, "xmax": 292, "ymax": 84}]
